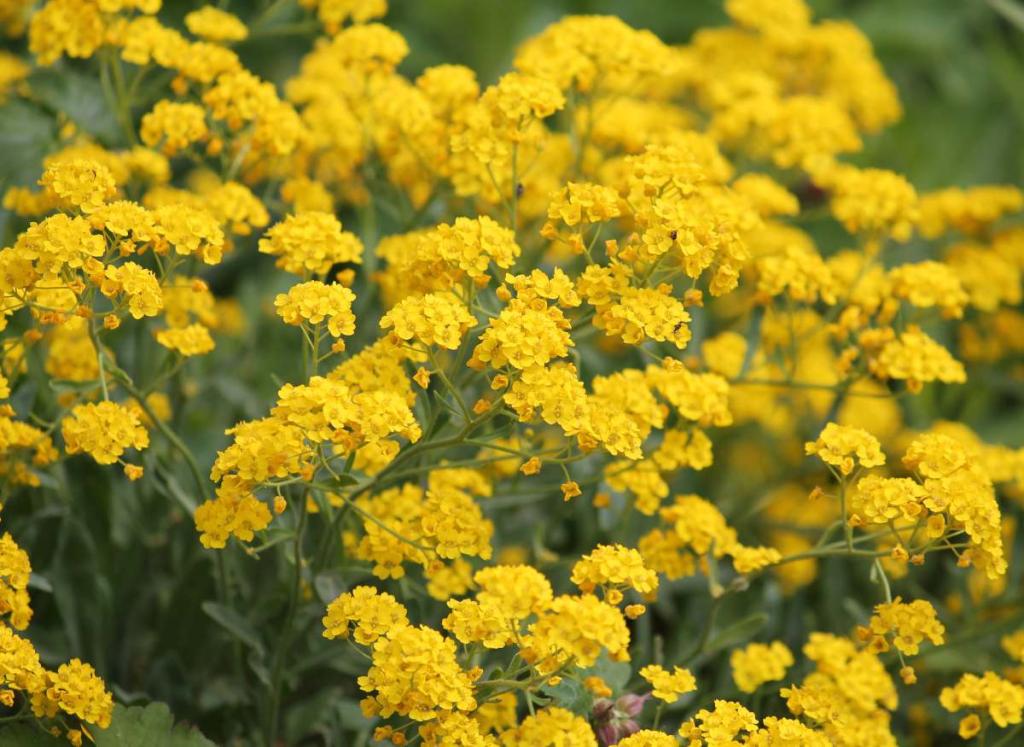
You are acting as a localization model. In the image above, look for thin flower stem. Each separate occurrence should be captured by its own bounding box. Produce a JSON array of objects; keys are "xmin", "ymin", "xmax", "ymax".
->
[
  {"xmin": 873, "ymin": 558, "xmax": 893, "ymax": 603},
  {"xmin": 653, "ymin": 702, "xmax": 665, "ymax": 729},
  {"xmin": 265, "ymin": 491, "xmax": 310, "ymax": 746},
  {"xmin": 839, "ymin": 478, "xmax": 853, "ymax": 551},
  {"xmin": 428, "ymin": 348, "xmax": 472, "ymax": 423},
  {"xmin": 88, "ymin": 318, "xmax": 110, "ymax": 401},
  {"xmin": 110, "ymin": 369, "xmax": 212, "ymax": 503},
  {"xmin": 728, "ymin": 377, "xmax": 893, "ymax": 397},
  {"xmin": 684, "ymin": 593, "xmax": 724, "ymax": 664}
]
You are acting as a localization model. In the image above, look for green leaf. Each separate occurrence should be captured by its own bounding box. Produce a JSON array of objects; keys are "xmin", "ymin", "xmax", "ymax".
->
[
  {"xmin": 704, "ymin": 612, "xmax": 769, "ymax": 655},
  {"xmin": 313, "ymin": 570, "xmax": 347, "ymax": 604},
  {"xmin": 28, "ymin": 572, "xmax": 53, "ymax": 594},
  {"xmin": 153, "ymin": 470, "xmax": 198, "ymax": 514},
  {"xmin": 47, "ymin": 378, "xmax": 104, "ymax": 394},
  {"xmin": 28, "ymin": 67, "xmax": 123, "ymax": 145},
  {"xmin": 989, "ymin": 0, "xmax": 1024, "ymax": 33},
  {"xmin": 93, "ymin": 703, "xmax": 215, "ymax": 747},
  {"xmin": 248, "ymin": 650, "xmax": 272, "ymax": 687},
  {"xmin": 0, "ymin": 100, "xmax": 56, "ymax": 188},
  {"xmin": 331, "ymin": 473, "xmax": 358, "ymax": 487},
  {"xmin": 201, "ymin": 601, "xmax": 265, "ymax": 657},
  {"xmin": 539, "ymin": 675, "xmax": 591, "ymax": 715},
  {"xmin": 586, "ymin": 650, "xmax": 631, "ymax": 693}
]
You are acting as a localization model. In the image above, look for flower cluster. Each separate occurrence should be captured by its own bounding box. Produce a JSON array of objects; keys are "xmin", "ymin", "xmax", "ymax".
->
[{"xmin": 0, "ymin": 0, "xmax": 1021, "ymax": 744}]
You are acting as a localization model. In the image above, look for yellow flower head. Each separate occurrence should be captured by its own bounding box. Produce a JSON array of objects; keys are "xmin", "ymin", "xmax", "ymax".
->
[
  {"xmin": 805, "ymin": 422, "xmax": 885, "ymax": 476},
  {"xmin": 640, "ymin": 664, "xmax": 697, "ymax": 703}
]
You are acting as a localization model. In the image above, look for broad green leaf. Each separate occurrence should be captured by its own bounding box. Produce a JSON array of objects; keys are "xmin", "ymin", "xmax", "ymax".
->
[
  {"xmin": 539, "ymin": 674, "xmax": 591, "ymax": 715},
  {"xmin": 0, "ymin": 100, "xmax": 56, "ymax": 188},
  {"xmin": 201, "ymin": 601, "xmax": 265, "ymax": 657},
  {"xmin": 586, "ymin": 650, "xmax": 632, "ymax": 693},
  {"xmin": 28, "ymin": 67, "xmax": 123, "ymax": 146},
  {"xmin": 313, "ymin": 570, "xmax": 347, "ymax": 604},
  {"xmin": 94, "ymin": 703, "xmax": 215, "ymax": 747}
]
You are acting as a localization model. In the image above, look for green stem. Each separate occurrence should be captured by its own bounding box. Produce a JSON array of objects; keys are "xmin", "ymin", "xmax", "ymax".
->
[
  {"xmin": 685, "ymin": 594, "xmax": 724, "ymax": 663},
  {"xmin": 265, "ymin": 491, "xmax": 309, "ymax": 746},
  {"xmin": 873, "ymin": 558, "xmax": 893, "ymax": 603},
  {"xmin": 88, "ymin": 318, "xmax": 109, "ymax": 401},
  {"xmin": 105, "ymin": 49, "xmax": 136, "ymax": 145},
  {"xmin": 839, "ymin": 478, "xmax": 853, "ymax": 552},
  {"xmin": 110, "ymin": 369, "xmax": 212, "ymax": 502},
  {"xmin": 428, "ymin": 347, "xmax": 471, "ymax": 423},
  {"xmin": 728, "ymin": 377, "xmax": 893, "ymax": 397}
]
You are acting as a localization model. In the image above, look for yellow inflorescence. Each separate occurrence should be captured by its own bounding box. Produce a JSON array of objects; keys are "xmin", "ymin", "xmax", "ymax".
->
[{"xmin": 0, "ymin": 0, "xmax": 1021, "ymax": 743}]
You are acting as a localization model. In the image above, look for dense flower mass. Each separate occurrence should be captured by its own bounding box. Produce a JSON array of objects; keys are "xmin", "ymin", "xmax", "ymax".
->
[{"xmin": 0, "ymin": 0, "xmax": 1020, "ymax": 744}]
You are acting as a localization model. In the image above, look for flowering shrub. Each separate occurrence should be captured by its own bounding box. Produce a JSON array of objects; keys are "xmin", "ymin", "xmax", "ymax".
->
[{"xmin": 0, "ymin": 0, "xmax": 1023, "ymax": 744}]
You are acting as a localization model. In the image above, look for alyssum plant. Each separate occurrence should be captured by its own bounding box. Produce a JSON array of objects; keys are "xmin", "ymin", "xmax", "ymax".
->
[{"xmin": 0, "ymin": 0, "xmax": 1023, "ymax": 744}]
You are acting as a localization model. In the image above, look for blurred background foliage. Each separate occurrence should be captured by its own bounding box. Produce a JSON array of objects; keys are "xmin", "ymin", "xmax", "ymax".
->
[
  {"xmin": 236, "ymin": 0, "xmax": 1024, "ymax": 187},
  {"xmin": 0, "ymin": 1, "xmax": 1022, "ymax": 745}
]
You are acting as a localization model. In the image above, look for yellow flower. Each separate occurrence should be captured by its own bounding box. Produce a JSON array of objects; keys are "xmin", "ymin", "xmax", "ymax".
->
[
  {"xmin": 323, "ymin": 586, "xmax": 408, "ymax": 645},
  {"xmin": 155, "ymin": 323, "xmax": 215, "ymax": 357},
  {"xmin": 303, "ymin": 0, "xmax": 388, "ymax": 35},
  {"xmin": 940, "ymin": 672, "xmax": 1024, "ymax": 729},
  {"xmin": 730, "ymin": 641, "xmax": 793, "ymax": 693},
  {"xmin": 473, "ymin": 564, "xmax": 553, "ymax": 620},
  {"xmin": 259, "ymin": 212, "xmax": 364, "ymax": 276},
  {"xmin": 101, "ymin": 262, "xmax": 164, "ymax": 319},
  {"xmin": 815, "ymin": 162, "xmax": 918, "ymax": 241},
  {"xmin": 0, "ymin": 533, "xmax": 33, "ymax": 630},
  {"xmin": 418, "ymin": 711, "xmax": 496, "ymax": 747},
  {"xmin": 640, "ymin": 664, "xmax": 697, "ymax": 703},
  {"xmin": 545, "ymin": 181, "xmax": 621, "ymax": 229},
  {"xmin": 730, "ymin": 545, "xmax": 782, "ymax": 574},
  {"xmin": 380, "ymin": 292, "xmax": 476, "ymax": 350},
  {"xmin": 194, "ymin": 479, "xmax": 272, "ymax": 549},
  {"xmin": 470, "ymin": 298, "xmax": 572, "ymax": 371},
  {"xmin": 862, "ymin": 597, "xmax": 945, "ymax": 656},
  {"xmin": 870, "ymin": 326, "xmax": 966, "ymax": 393},
  {"xmin": 521, "ymin": 594, "xmax": 630, "ymax": 673},
  {"xmin": 805, "ymin": 422, "xmax": 885, "ymax": 476},
  {"xmin": 184, "ymin": 6, "xmax": 248, "ymax": 43},
  {"xmin": 140, "ymin": 101, "xmax": 209, "ymax": 156},
  {"xmin": 571, "ymin": 544, "xmax": 659, "ymax": 597},
  {"xmin": 889, "ymin": 261, "xmax": 968, "ymax": 318},
  {"xmin": 498, "ymin": 706, "xmax": 596, "ymax": 746},
  {"xmin": 560, "ymin": 481, "xmax": 581, "ymax": 501},
  {"xmin": 28, "ymin": 0, "xmax": 104, "ymax": 65},
  {"xmin": 61, "ymin": 402, "xmax": 150, "ymax": 465},
  {"xmin": 357, "ymin": 624, "xmax": 476, "ymax": 720},
  {"xmin": 30, "ymin": 659, "xmax": 113, "ymax": 730},
  {"xmin": 679, "ymin": 700, "xmax": 757, "ymax": 744},
  {"xmin": 275, "ymin": 280, "xmax": 357, "ymax": 339},
  {"xmin": 442, "ymin": 598, "xmax": 512, "ymax": 649},
  {"xmin": 39, "ymin": 159, "xmax": 115, "ymax": 213},
  {"xmin": 647, "ymin": 360, "xmax": 732, "ymax": 427},
  {"xmin": 918, "ymin": 185, "xmax": 1024, "ymax": 238},
  {"xmin": 520, "ymin": 456, "xmax": 541, "ymax": 475}
]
